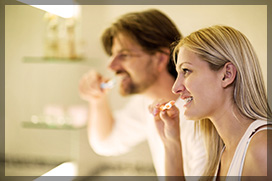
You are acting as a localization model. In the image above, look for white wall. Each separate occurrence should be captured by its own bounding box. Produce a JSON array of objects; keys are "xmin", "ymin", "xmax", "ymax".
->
[{"xmin": 5, "ymin": 5, "xmax": 267, "ymax": 176}]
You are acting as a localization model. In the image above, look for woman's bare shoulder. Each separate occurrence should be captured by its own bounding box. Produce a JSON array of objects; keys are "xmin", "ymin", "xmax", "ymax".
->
[{"xmin": 242, "ymin": 127, "xmax": 272, "ymax": 177}]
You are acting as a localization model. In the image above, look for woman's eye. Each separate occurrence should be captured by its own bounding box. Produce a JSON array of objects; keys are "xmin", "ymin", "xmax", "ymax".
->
[{"xmin": 182, "ymin": 68, "xmax": 190, "ymax": 75}]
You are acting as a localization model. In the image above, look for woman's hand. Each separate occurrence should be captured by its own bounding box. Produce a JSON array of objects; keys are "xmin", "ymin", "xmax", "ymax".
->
[
  {"xmin": 149, "ymin": 99, "xmax": 181, "ymax": 144},
  {"xmin": 149, "ymin": 99, "xmax": 185, "ymax": 177}
]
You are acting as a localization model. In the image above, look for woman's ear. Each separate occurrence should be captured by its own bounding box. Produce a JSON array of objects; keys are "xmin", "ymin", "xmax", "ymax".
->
[
  {"xmin": 221, "ymin": 62, "xmax": 237, "ymax": 88},
  {"xmin": 156, "ymin": 48, "xmax": 170, "ymax": 72}
]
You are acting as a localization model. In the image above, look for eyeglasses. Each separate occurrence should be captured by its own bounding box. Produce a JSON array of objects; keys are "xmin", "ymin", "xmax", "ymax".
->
[
  {"xmin": 110, "ymin": 50, "xmax": 146, "ymax": 61},
  {"xmin": 110, "ymin": 49, "xmax": 170, "ymax": 62}
]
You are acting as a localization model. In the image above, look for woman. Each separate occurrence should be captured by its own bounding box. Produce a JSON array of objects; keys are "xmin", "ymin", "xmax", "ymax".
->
[{"xmin": 149, "ymin": 25, "xmax": 272, "ymax": 180}]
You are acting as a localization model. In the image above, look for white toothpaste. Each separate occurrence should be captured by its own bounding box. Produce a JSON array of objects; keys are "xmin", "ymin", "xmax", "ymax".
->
[{"xmin": 100, "ymin": 79, "xmax": 116, "ymax": 89}]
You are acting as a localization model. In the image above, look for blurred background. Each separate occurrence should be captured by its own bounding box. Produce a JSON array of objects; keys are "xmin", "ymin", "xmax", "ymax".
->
[{"xmin": 4, "ymin": 3, "xmax": 267, "ymax": 179}]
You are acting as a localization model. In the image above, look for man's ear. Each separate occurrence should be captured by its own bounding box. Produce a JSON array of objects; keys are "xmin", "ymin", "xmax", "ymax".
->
[
  {"xmin": 221, "ymin": 62, "xmax": 237, "ymax": 88},
  {"xmin": 156, "ymin": 48, "xmax": 170, "ymax": 72}
]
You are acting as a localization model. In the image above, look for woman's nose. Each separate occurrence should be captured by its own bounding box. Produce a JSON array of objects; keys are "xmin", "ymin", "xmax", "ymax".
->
[{"xmin": 172, "ymin": 75, "xmax": 186, "ymax": 94}]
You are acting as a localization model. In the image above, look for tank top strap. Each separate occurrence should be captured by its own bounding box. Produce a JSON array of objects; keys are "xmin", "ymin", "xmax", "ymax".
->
[{"xmin": 237, "ymin": 120, "xmax": 272, "ymax": 177}]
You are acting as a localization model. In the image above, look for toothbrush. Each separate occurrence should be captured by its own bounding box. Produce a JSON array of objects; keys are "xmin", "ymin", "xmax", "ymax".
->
[
  {"xmin": 160, "ymin": 100, "xmax": 175, "ymax": 111},
  {"xmin": 100, "ymin": 78, "xmax": 116, "ymax": 89}
]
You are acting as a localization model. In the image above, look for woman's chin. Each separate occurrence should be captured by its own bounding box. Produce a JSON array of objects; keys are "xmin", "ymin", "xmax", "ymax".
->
[{"xmin": 184, "ymin": 112, "xmax": 200, "ymax": 121}]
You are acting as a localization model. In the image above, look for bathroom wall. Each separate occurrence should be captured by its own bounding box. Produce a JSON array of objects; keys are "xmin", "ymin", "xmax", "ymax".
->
[
  {"xmin": 5, "ymin": 5, "xmax": 267, "ymax": 176},
  {"xmin": 78, "ymin": 5, "xmax": 268, "ymax": 176},
  {"xmin": 5, "ymin": 5, "xmax": 94, "ymax": 163}
]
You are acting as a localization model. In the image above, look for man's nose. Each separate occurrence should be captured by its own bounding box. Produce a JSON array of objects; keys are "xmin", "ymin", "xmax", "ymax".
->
[{"xmin": 108, "ymin": 56, "xmax": 121, "ymax": 71}]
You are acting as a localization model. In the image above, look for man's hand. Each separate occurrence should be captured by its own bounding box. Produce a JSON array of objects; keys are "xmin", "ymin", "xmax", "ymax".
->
[{"xmin": 79, "ymin": 70, "xmax": 109, "ymax": 103}]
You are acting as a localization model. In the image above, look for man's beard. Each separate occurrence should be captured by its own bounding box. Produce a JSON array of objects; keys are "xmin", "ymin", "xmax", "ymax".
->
[{"xmin": 118, "ymin": 70, "xmax": 159, "ymax": 96}]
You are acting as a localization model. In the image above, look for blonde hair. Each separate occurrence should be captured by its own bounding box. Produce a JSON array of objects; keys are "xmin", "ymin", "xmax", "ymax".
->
[{"xmin": 173, "ymin": 25, "xmax": 272, "ymax": 178}]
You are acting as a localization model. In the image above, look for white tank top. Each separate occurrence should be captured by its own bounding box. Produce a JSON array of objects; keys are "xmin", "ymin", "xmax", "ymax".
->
[{"xmin": 214, "ymin": 120, "xmax": 272, "ymax": 180}]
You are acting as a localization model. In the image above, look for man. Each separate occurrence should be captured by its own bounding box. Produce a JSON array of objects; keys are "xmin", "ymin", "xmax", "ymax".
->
[{"xmin": 79, "ymin": 9, "xmax": 206, "ymax": 176}]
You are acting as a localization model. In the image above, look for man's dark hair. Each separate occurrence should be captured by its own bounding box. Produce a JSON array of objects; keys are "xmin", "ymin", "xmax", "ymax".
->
[{"xmin": 101, "ymin": 9, "xmax": 182, "ymax": 78}]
